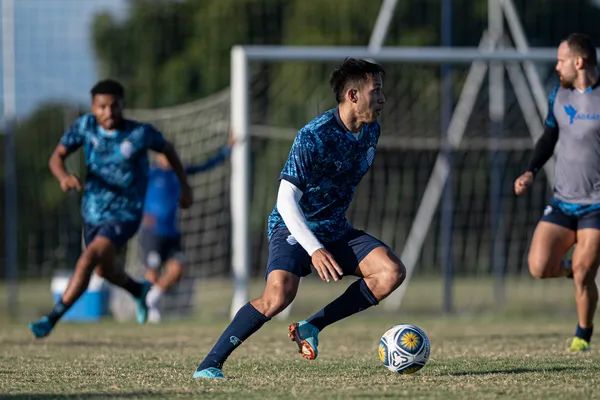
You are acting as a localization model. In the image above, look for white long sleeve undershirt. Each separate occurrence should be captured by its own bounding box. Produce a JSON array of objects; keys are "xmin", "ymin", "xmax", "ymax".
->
[{"xmin": 276, "ymin": 179, "xmax": 323, "ymax": 256}]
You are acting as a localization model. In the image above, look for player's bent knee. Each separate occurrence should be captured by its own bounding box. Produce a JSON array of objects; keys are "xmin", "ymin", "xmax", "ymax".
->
[
  {"xmin": 253, "ymin": 290, "xmax": 296, "ymax": 318},
  {"xmin": 527, "ymin": 255, "xmax": 552, "ymax": 279},
  {"xmin": 378, "ymin": 259, "xmax": 406, "ymax": 293},
  {"xmin": 166, "ymin": 261, "xmax": 184, "ymax": 282},
  {"xmin": 77, "ymin": 249, "xmax": 102, "ymax": 273},
  {"xmin": 572, "ymin": 264, "xmax": 597, "ymax": 287}
]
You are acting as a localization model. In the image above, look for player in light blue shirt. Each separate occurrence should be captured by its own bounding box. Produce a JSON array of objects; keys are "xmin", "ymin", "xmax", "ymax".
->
[
  {"xmin": 193, "ymin": 58, "xmax": 406, "ymax": 379},
  {"xmin": 28, "ymin": 79, "xmax": 192, "ymax": 338},
  {"xmin": 140, "ymin": 140, "xmax": 233, "ymax": 322}
]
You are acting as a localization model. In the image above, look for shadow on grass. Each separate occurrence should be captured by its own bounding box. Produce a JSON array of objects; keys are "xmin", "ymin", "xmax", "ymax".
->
[
  {"xmin": 0, "ymin": 339, "xmax": 190, "ymax": 350},
  {"xmin": 446, "ymin": 365, "xmax": 584, "ymax": 376},
  {"xmin": 444, "ymin": 332, "xmax": 564, "ymax": 341},
  {"xmin": 0, "ymin": 392, "xmax": 189, "ymax": 400}
]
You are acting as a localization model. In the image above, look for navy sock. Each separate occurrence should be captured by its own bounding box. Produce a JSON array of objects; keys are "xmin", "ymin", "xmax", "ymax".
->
[
  {"xmin": 575, "ymin": 323, "xmax": 593, "ymax": 342},
  {"xmin": 46, "ymin": 299, "xmax": 71, "ymax": 325},
  {"xmin": 123, "ymin": 277, "xmax": 143, "ymax": 298},
  {"xmin": 197, "ymin": 302, "xmax": 270, "ymax": 370},
  {"xmin": 307, "ymin": 279, "xmax": 378, "ymax": 332}
]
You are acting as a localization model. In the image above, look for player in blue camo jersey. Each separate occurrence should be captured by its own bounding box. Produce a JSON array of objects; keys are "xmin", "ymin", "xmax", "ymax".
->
[
  {"xmin": 193, "ymin": 58, "xmax": 406, "ymax": 379},
  {"xmin": 141, "ymin": 139, "xmax": 233, "ymax": 323},
  {"xmin": 28, "ymin": 79, "xmax": 192, "ymax": 339}
]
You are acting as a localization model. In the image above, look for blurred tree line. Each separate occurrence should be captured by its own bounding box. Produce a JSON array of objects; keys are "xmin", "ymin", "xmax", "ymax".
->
[{"xmin": 4, "ymin": 0, "xmax": 600, "ymax": 276}]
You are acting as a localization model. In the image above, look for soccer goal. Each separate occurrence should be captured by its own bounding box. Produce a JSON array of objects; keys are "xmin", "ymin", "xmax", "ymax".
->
[{"xmin": 229, "ymin": 43, "xmax": 567, "ymax": 319}]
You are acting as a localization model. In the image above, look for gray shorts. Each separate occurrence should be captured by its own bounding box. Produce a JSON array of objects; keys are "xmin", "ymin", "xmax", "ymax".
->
[{"xmin": 138, "ymin": 229, "xmax": 184, "ymax": 269}]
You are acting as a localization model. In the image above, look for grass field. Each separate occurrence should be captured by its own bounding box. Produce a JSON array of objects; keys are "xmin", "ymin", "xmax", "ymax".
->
[{"xmin": 2, "ymin": 277, "xmax": 600, "ymax": 399}]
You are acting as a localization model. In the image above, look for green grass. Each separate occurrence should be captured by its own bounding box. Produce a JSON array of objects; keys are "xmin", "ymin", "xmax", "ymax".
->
[{"xmin": 1, "ymin": 278, "xmax": 598, "ymax": 399}]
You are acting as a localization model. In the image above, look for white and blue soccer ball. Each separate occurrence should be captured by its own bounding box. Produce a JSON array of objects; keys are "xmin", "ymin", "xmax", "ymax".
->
[{"xmin": 378, "ymin": 323, "xmax": 430, "ymax": 374}]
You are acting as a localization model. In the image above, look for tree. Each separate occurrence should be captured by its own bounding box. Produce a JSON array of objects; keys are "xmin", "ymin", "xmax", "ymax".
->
[{"xmin": 92, "ymin": 0, "xmax": 285, "ymax": 108}]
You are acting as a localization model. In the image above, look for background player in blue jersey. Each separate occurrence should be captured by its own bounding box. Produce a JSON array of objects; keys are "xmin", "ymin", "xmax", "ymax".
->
[
  {"xmin": 193, "ymin": 58, "xmax": 406, "ymax": 379},
  {"xmin": 28, "ymin": 79, "xmax": 192, "ymax": 339},
  {"xmin": 514, "ymin": 33, "xmax": 600, "ymax": 352},
  {"xmin": 141, "ymin": 138, "xmax": 233, "ymax": 323}
]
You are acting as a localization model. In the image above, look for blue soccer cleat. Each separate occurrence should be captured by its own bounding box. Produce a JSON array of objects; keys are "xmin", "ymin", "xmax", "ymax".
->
[
  {"xmin": 193, "ymin": 367, "xmax": 225, "ymax": 379},
  {"xmin": 135, "ymin": 281, "xmax": 153, "ymax": 324},
  {"xmin": 28, "ymin": 316, "xmax": 54, "ymax": 339},
  {"xmin": 288, "ymin": 320, "xmax": 320, "ymax": 360}
]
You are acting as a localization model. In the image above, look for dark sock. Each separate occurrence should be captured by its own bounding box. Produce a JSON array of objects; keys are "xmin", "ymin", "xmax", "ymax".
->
[
  {"xmin": 562, "ymin": 259, "xmax": 573, "ymax": 279},
  {"xmin": 307, "ymin": 279, "xmax": 379, "ymax": 332},
  {"xmin": 123, "ymin": 277, "xmax": 143, "ymax": 298},
  {"xmin": 46, "ymin": 299, "xmax": 71, "ymax": 325},
  {"xmin": 197, "ymin": 302, "xmax": 270, "ymax": 370},
  {"xmin": 575, "ymin": 323, "xmax": 593, "ymax": 342}
]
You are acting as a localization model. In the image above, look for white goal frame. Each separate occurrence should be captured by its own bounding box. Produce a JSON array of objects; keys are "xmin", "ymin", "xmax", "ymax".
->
[{"xmin": 228, "ymin": 44, "xmax": 571, "ymax": 320}]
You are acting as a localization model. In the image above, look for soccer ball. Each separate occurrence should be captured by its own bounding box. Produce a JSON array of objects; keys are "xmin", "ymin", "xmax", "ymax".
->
[{"xmin": 378, "ymin": 324, "xmax": 430, "ymax": 374}]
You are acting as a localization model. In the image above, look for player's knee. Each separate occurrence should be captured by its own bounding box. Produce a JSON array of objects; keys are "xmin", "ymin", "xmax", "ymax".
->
[
  {"xmin": 527, "ymin": 255, "xmax": 550, "ymax": 279},
  {"xmin": 167, "ymin": 262, "xmax": 184, "ymax": 282},
  {"xmin": 378, "ymin": 259, "xmax": 406, "ymax": 293},
  {"xmin": 255, "ymin": 289, "xmax": 295, "ymax": 318},
  {"xmin": 77, "ymin": 248, "xmax": 102, "ymax": 273},
  {"xmin": 572, "ymin": 263, "xmax": 597, "ymax": 288}
]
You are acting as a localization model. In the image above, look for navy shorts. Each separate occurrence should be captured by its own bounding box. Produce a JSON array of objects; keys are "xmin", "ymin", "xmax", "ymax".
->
[
  {"xmin": 138, "ymin": 228, "xmax": 184, "ymax": 269},
  {"xmin": 266, "ymin": 226, "xmax": 388, "ymax": 279},
  {"xmin": 541, "ymin": 204, "xmax": 600, "ymax": 231},
  {"xmin": 84, "ymin": 220, "xmax": 140, "ymax": 248}
]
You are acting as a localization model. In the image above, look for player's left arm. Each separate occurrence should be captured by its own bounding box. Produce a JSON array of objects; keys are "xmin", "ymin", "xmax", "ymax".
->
[
  {"xmin": 525, "ymin": 85, "xmax": 560, "ymax": 177},
  {"xmin": 185, "ymin": 144, "xmax": 232, "ymax": 176},
  {"xmin": 144, "ymin": 125, "xmax": 193, "ymax": 209},
  {"xmin": 278, "ymin": 128, "xmax": 343, "ymax": 281}
]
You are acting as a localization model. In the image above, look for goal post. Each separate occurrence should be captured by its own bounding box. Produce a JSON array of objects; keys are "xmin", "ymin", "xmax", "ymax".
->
[{"xmin": 230, "ymin": 44, "xmax": 568, "ymax": 320}]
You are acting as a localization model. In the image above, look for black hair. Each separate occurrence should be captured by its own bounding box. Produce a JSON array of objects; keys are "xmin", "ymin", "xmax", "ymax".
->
[
  {"xmin": 329, "ymin": 58, "xmax": 386, "ymax": 104},
  {"xmin": 564, "ymin": 33, "xmax": 598, "ymax": 67},
  {"xmin": 90, "ymin": 79, "xmax": 125, "ymax": 99}
]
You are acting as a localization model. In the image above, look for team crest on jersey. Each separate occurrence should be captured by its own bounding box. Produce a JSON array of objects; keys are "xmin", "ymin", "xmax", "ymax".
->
[
  {"xmin": 90, "ymin": 136, "xmax": 99, "ymax": 148},
  {"xmin": 120, "ymin": 139, "xmax": 133, "ymax": 158}
]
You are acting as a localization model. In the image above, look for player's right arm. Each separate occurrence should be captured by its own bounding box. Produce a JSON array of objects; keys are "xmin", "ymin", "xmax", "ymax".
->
[
  {"xmin": 514, "ymin": 86, "xmax": 560, "ymax": 196},
  {"xmin": 278, "ymin": 128, "xmax": 343, "ymax": 282},
  {"xmin": 49, "ymin": 118, "xmax": 84, "ymax": 192}
]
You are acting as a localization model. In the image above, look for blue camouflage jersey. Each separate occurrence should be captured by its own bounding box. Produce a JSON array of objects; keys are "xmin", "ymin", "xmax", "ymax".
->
[
  {"xmin": 143, "ymin": 167, "xmax": 182, "ymax": 236},
  {"xmin": 60, "ymin": 114, "xmax": 166, "ymax": 225},
  {"xmin": 268, "ymin": 108, "xmax": 380, "ymax": 242},
  {"xmin": 143, "ymin": 145, "xmax": 232, "ymax": 237}
]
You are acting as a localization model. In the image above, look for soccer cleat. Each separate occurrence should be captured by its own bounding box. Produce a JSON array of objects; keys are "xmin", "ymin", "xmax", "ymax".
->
[
  {"xmin": 193, "ymin": 367, "xmax": 225, "ymax": 379},
  {"xmin": 28, "ymin": 316, "xmax": 54, "ymax": 339},
  {"xmin": 288, "ymin": 320, "xmax": 319, "ymax": 360},
  {"xmin": 135, "ymin": 281, "xmax": 153, "ymax": 324},
  {"xmin": 566, "ymin": 337, "xmax": 590, "ymax": 352}
]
